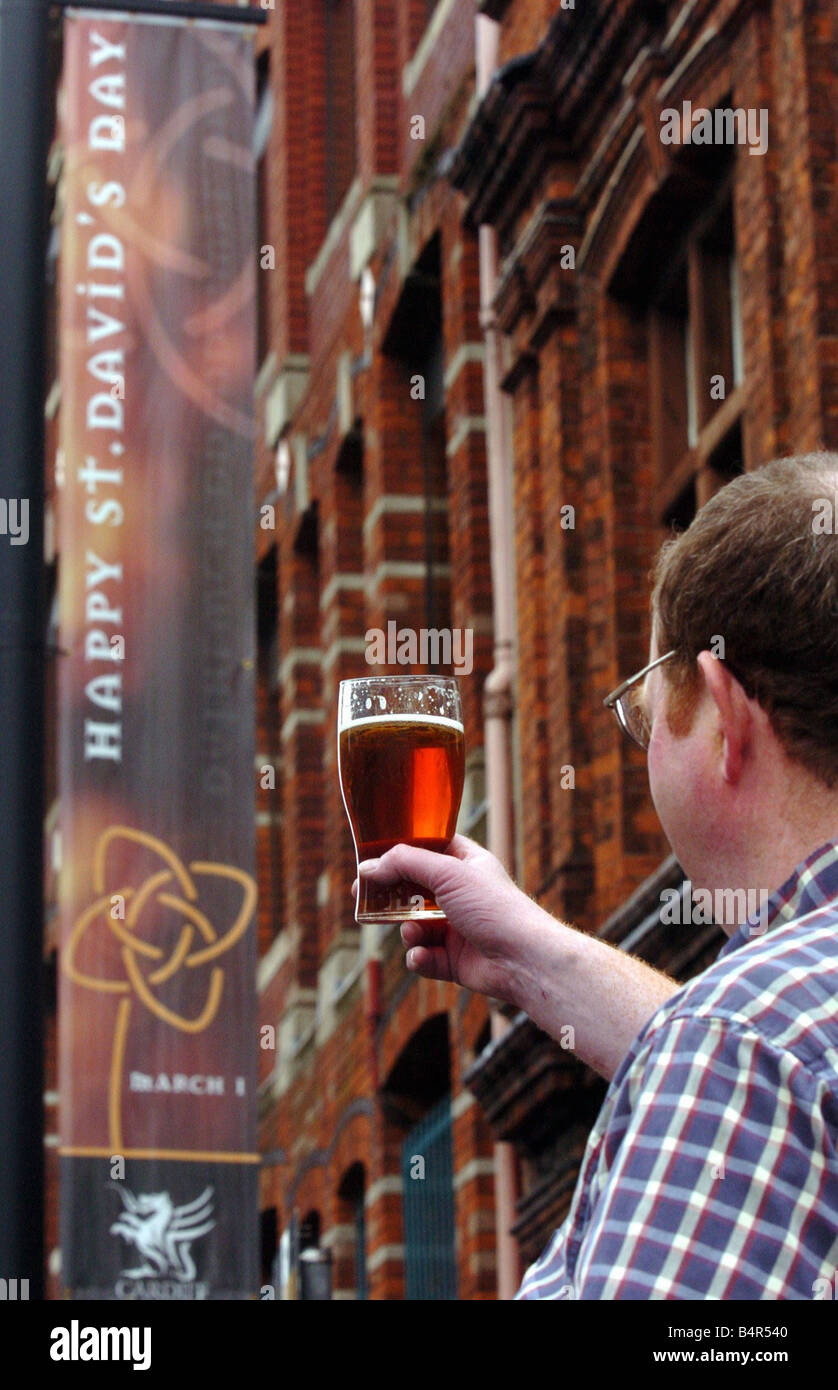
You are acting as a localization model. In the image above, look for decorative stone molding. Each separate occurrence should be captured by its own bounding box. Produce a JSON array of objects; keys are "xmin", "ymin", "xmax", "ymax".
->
[
  {"xmin": 350, "ymin": 177, "xmax": 401, "ymax": 281},
  {"xmin": 305, "ymin": 177, "xmax": 363, "ymax": 299},
  {"xmin": 264, "ymin": 355, "xmax": 310, "ymax": 448},
  {"xmin": 494, "ymin": 199, "xmax": 582, "ymax": 346},
  {"xmin": 316, "ymin": 933, "xmax": 363, "ymax": 1046},
  {"xmin": 450, "ymin": 54, "xmax": 557, "ymax": 238},
  {"xmin": 273, "ymin": 988, "xmax": 318, "ymax": 1097}
]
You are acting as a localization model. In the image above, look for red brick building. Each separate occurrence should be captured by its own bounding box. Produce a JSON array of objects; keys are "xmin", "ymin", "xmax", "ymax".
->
[
  {"xmin": 252, "ymin": 0, "xmax": 837, "ymax": 1298},
  {"xmin": 253, "ymin": 0, "xmax": 499, "ymax": 1300},
  {"xmin": 450, "ymin": 0, "xmax": 837, "ymax": 1278}
]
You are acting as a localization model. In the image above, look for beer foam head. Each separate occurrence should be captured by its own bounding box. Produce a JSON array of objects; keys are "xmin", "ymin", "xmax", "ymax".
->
[{"xmin": 337, "ymin": 712, "xmax": 464, "ymax": 734}]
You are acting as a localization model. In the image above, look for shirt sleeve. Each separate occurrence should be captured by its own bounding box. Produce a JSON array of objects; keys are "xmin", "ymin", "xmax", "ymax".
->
[{"xmin": 556, "ymin": 1013, "xmax": 838, "ymax": 1299}]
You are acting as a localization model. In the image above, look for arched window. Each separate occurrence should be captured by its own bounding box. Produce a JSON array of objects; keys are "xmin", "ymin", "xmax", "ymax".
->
[
  {"xmin": 338, "ymin": 1162, "xmax": 368, "ymax": 1300},
  {"xmin": 299, "ymin": 1209, "xmax": 321, "ymax": 1252},
  {"xmin": 383, "ymin": 1014, "xmax": 457, "ymax": 1300}
]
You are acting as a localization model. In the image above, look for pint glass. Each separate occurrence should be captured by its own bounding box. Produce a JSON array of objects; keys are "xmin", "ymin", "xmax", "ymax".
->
[{"xmin": 338, "ymin": 676, "xmax": 465, "ymax": 924}]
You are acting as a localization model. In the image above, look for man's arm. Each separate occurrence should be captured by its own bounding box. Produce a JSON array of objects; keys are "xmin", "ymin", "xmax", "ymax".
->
[
  {"xmin": 512, "ymin": 914, "xmax": 681, "ymax": 1081},
  {"xmin": 356, "ymin": 836, "xmax": 681, "ymax": 1083}
]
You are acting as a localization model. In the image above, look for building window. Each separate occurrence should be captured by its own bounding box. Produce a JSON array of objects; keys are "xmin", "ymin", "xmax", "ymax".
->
[
  {"xmin": 338, "ymin": 1162, "xmax": 368, "ymax": 1299},
  {"xmin": 384, "ymin": 1013, "xmax": 457, "ymax": 1301},
  {"xmin": 325, "ymin": 0, "xmax": 357, "ymax": 222},
  {"xmin": 299, "ymin": 1209, "xmax": 321, "ymax": 1253},
  {"xmin": 353, "ymin": 1188, "xmax": 368, "ymax": 1300},
  {"xmin": 380, "ymin": 234, "xmax": 451, "ymax": 643},
  {"xmin": 260, "ymin": 1206, "xmax": 278, "ymax": 1288},
  {"xmin": 649, "ymin": 185, "xmax": 744, "ymax": 532},
  {"xmin": 401, "ymin": 1092, "xmax": 457, "ymax": 1300}
]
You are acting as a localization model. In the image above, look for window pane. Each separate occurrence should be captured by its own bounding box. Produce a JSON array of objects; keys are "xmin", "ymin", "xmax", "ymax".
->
[
  {"xmin": 696, "ymin": 200, "xmax": 736, "ymax": 428},
  {"xmin": 401, "ymin": 1093, "xmax": 457, "ymax": 1300}
]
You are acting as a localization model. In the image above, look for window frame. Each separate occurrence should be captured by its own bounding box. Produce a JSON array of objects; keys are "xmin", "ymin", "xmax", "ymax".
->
[{"xmin": 648, "ymin": 174, "xmax": 746, "ymax": 528}]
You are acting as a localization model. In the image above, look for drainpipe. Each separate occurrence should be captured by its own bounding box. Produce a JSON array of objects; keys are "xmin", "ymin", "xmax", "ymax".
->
[{"xmin": 476, "ymin": 13, "xmax": 520, "ymax": 1301}]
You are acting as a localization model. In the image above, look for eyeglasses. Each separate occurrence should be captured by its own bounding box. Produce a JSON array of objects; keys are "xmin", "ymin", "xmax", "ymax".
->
[{"xmin": 603, "ymin": 650, "xmax": 677, "ymax": 750}]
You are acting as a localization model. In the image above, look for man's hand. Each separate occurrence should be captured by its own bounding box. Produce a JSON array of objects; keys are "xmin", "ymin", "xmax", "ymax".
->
[
  {"xmin": 354, "ymin": 835, "xmax": 682, "ymax": 1083},
  {"xmin": 355, "ymin": 835, "xmax": 535, "ymax": 1005}
]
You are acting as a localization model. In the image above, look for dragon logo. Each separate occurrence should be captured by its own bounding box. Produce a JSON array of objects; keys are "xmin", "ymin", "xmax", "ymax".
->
[{"xmin": 111, "ymin": 1186, "xmax": 215, "ymax": 1282}]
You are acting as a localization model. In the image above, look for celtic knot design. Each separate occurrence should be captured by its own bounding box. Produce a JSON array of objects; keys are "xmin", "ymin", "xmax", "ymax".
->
[{"xmin": 63, "ymin": 826, "xmax": 256, "ymax": 1149}]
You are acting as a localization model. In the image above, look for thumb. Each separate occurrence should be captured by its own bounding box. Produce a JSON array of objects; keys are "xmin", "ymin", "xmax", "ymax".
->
[{"xmin": 359, "ymin": 842, "xmax": 457, "ymax": 895}]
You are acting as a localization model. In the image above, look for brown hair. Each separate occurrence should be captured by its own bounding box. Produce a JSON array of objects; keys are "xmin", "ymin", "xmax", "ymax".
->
[{"xmin": 651, "ymin": 452, "xmax": 838, "ymax": 787}]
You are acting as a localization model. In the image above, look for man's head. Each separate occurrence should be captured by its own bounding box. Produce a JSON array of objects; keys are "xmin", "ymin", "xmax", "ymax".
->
[{"xmin": 643, "ymin": 451, "xmax": 838, "ymax": 911}]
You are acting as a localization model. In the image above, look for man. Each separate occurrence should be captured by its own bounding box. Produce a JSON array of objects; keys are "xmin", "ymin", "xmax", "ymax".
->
[{"xmin": 356, "ymin": 452, "xmax": 838, "ymax": 1298}]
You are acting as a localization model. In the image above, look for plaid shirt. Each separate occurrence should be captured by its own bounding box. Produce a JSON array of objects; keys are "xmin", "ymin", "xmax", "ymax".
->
[{"xmin": 517, "ymin": 837, "xmax": 838, "ymax": 1299}]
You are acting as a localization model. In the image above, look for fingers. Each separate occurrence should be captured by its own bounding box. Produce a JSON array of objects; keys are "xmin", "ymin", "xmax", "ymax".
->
[
  {"xmin": 445, "ymin": 834, "xmax": 487, "ymax": 861},
  {"xmin": 404, "ymin": 944, "xmax": 453, "ymax": 982},
  {"xmin": 354, "ymin": 837, "xmax": 492, "ymax": 906},
  {"xmin": 358, "ymin": 842, "xmax": 456, "ymax": 893},
  {"xmin": 400, "ymin": 918, "xmax": 447, "ymax": 947},
  {"xmin": 401, "ymin": 920, "xmax": 453, "ymax": 983}
]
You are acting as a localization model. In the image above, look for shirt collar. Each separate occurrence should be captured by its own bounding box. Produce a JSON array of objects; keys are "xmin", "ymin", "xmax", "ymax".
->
[{"xmin": 716, "ymin": 835, "xmax": 838, "ymax": 962}]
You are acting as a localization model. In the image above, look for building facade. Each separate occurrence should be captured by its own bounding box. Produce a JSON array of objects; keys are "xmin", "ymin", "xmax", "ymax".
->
[
  {"xmin": 450, "ymin": 0, "xmax": 837, "ymax": 1272},
  {"xmin": 253, "ymin": 0, "xmax": 499, "ymax": 1299},
  {"xmin": 253, "ymin": 0, "xmax": 837, "ymax": 1297}
]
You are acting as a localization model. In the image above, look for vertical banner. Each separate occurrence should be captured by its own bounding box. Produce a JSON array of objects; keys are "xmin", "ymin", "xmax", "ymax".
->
[{"xmin": 57, "ymin": 10, "xmax": 258, "ymax": 1299}]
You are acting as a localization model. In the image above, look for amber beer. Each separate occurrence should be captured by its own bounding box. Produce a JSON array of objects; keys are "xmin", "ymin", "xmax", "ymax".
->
[{"xmin": 338, "ymin": 678, "xmax": 464, "ymax": 923}]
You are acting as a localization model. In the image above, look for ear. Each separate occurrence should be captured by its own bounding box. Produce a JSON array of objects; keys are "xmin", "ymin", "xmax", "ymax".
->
[{"xmin": 696, "ymin": 650, "xmax": 751, "ymax": 783}]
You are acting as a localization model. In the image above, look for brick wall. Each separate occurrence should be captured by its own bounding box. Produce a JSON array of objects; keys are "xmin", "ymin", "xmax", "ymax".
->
[
  {"xmin": 255, "ymin": 0, "xmax": 496, "ymax": 1300},
  {"xmin": 257, "ymin": 0, "xmax": 837, "ymax": 1297},
  {"xmin": 451, "ymin": 0, "xmax": 837, "ymax": 1270}
]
